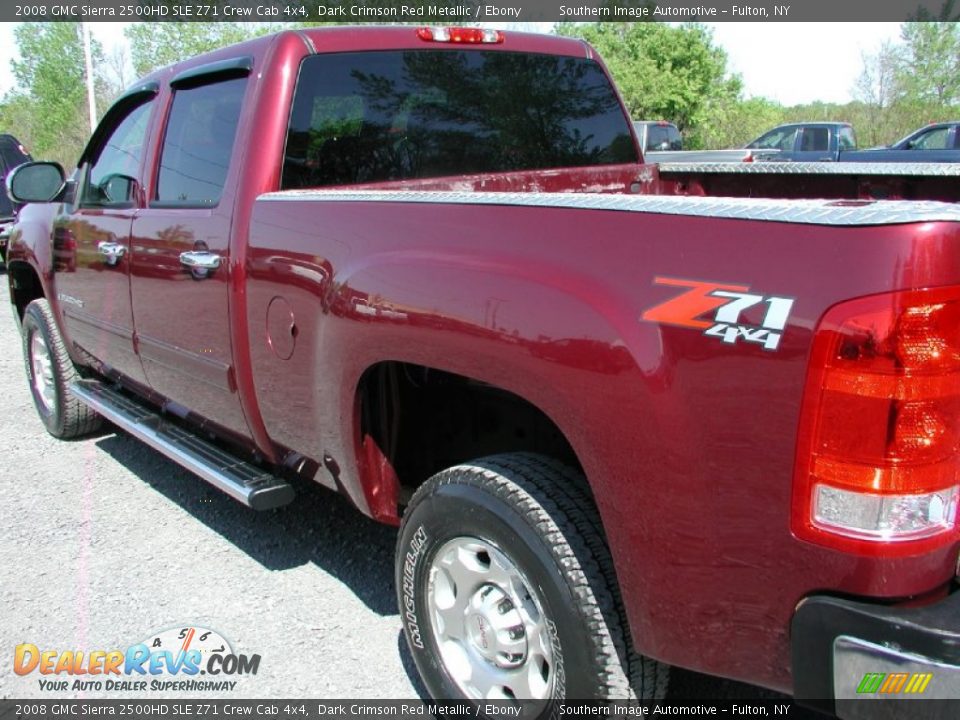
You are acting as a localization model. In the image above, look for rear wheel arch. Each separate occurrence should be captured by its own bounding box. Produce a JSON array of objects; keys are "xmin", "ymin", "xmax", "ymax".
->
[{"xmin": 352, "ymin": 361, "xmax": 588, "ymax": 518}]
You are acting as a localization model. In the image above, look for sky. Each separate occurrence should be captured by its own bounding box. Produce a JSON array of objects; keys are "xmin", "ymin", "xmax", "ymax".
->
[{"xmin": 0, "ymin": 21, "xmax": 905, "ymax": 107}]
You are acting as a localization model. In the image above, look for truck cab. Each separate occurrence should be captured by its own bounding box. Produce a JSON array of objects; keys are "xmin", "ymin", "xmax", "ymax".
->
[
  {"xmin": 839, "ymin": 121, "xmax": 960, "ymax": 163},
  {"xmin": 746, "ymin": 121, "xmax": 857, "ymax": 161}
]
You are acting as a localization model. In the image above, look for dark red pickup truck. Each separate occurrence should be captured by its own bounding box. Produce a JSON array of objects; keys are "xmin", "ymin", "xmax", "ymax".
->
[{"xmin": 7, "ymin": 26, "xmax": 960, "ymax": 715}]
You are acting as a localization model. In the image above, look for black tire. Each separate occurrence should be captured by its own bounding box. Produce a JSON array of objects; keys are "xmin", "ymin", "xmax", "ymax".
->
[
  {"xmin": 396, "ymin": 452, "xmax": 668, "ymax": 705},
  {"xmin": 22, "ymin": 298, "xmax": 102, "ymax": 438}
]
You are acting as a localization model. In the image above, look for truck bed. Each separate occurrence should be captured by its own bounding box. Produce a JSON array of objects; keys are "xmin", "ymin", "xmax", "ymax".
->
[{"xmin": 246, "ymin": 188, "xmax": 960, "ymax": 692}]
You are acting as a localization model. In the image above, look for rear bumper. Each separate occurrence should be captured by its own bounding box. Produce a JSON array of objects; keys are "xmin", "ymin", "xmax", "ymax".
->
[{"xmin": 793, "ymin": 590, "xmax": 960, "ymax": 718}]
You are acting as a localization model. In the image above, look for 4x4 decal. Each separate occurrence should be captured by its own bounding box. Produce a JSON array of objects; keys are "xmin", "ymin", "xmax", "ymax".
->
[{"xmin": 641, "ymin": 277, "xmax": 794, "ymax": 351}]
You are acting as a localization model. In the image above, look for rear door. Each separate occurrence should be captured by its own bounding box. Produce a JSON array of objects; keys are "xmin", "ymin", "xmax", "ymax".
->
[
  {"xmin": 130, "ymin": 60, "xmax": 252, "ymax": 437},
  {"xmin": 53, "ymin": 86, "xmax": 158, "ymax": 385},
  {"xmin": 793, "ymin": 126, "xmax": 833, "ymax": 162}
]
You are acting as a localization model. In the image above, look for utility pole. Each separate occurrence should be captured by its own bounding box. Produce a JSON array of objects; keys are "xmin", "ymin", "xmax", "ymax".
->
[{"xmin": 81, "ymin": 23, "xmax": 96, "ymax": 132}]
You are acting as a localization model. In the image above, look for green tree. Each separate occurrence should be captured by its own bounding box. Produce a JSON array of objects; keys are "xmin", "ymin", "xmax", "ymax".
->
[
  {"xmin": 845, "ymin": 21, "xmax": 960, "ymax": 147},
  {"xmin": 125, "ymin": 23, "xmax": 279, "ymax": 78},
  {"xmin": 1, "ymin": 23, "xmax": 104, "ymax": 167},
  {"xmin": 556, "ymin": 22, "xmax": 740, "ymax": 146},
  {"xmin": 895, "ymin": 22, "xmax": 960, "ymax": 107},
  {"xmin": 688, "ymin": 96, "xmax": 784, "ymax": 149}
]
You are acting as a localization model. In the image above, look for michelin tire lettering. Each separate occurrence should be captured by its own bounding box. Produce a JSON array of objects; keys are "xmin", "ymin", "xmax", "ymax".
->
[{"xmin": 402, "ymin": 525, "xmax": 428, "ymax": 650}]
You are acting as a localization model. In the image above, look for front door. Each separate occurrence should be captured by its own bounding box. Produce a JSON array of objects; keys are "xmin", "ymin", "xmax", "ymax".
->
[
  {"xmin": 54, "ymin": 93, "xmax": 156, "ymax": 386},
  {"xmin": 130, "ymin": 73, "xmax": 250, "ymax": 437}
]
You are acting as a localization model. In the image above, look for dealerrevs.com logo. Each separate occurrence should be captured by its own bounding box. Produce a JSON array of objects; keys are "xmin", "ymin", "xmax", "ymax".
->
[{"xmin": 14, "ymin": 626, "xmax": 260, "ymax": 693}]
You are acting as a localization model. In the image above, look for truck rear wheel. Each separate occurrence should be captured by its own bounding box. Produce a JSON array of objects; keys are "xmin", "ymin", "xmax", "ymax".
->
[
  {"xmin": 22, "ymin": 298, "xmax": 102, "ymax": 438},
  {"xmin": 396, "ymin": 453, "xmax": 668, "ymax": 705}
]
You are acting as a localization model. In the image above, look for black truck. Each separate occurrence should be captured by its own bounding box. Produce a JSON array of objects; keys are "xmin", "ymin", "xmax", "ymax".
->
[{"xmin": 0, "ymin": 134, "xmax": 32, "ymax": 263}]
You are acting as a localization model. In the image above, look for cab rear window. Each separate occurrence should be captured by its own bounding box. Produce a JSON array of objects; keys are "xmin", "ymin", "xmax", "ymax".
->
[
  {"xmin": 646, "ymin": 125, "xmax": 681, "ymax": 151},
  {"xmin": 282, "ymin": 49, "xmax": 636, "ymax": 189}
]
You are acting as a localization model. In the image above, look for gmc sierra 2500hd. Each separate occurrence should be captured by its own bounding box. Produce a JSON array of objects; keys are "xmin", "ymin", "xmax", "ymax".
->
[{"xmin": 7, "ymin": 26, "xmax": 960, "ymax": 717}]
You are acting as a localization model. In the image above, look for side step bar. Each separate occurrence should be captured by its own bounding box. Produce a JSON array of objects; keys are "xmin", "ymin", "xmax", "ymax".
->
[{"xmin": 70, "ymin": 380, "xmax": 294, "ymax": 511}]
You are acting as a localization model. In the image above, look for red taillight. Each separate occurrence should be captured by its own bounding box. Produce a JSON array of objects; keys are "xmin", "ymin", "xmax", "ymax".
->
[
  {"xmin": 416, "ymin": 26, "xmax": 504, "ymax": 44},
  {"xmin": 793, "ymin": 287, "xmax": 960, "ymax": 555}
]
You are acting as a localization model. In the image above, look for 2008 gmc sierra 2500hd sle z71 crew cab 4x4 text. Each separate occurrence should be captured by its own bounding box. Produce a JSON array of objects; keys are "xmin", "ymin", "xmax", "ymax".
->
[{"xmin": 7, "ymin": 26, "xmax": 960, "ymax": 717}]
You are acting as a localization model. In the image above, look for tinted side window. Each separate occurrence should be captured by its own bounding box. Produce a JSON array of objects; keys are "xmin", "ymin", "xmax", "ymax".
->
[
  {"xmin": 750, "ymin": 127, "xmax": 798, "ymax": 151},
  {"xmin": 839, "ymin": 127, "xmax": 856, "ymax": 151},
  {"xmin": 81, "ymin": 100, "xmax": 153, "ymax": 207},
  {"xmin": 282, "ymin": 50, "xmax": 636, "ymax": 189},
  {"xmin": 156, "ymin": 77, "xmax": 246, "ymax": 206},
  {"xmin": 911, "ymin": 128, "xmax": 950, "ymax": 150},
  {"xmin": 800, "ymin": 127, "xmax": 829, "ymax": 152}
]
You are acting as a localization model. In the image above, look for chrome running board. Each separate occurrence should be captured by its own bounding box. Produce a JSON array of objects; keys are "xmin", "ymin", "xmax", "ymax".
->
[{"xmin": 71, "ymin": 379, "xmax": 294, "ymax": 511}]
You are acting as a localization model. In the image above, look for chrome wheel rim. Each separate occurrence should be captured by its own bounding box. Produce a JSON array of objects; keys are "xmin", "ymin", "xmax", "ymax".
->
[
  {"xmin": 427, "ymin": 537, "xmax": 555, "ymax": 700},
  {"xmin": 30, "ymin": 332, "xmax": 56, "ymax": 413}
]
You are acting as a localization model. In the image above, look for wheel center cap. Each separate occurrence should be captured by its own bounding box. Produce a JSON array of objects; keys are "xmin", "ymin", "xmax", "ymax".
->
[
  {"xmin": 465, "ymin": 584, "xmax": 527, "ymax": 669},
  {"xmin": 467, "ymin": 612, "xmax": 494, "ymax": 654}
]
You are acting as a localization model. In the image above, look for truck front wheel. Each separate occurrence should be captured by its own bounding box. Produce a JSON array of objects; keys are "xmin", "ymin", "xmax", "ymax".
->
[
  {"xmin": 22, "ymin": 298, "xmax": 102, "ymax": 438},
  {"xmin": 396, "ymin": 453, "xmax": 668, "ymax": 704}
]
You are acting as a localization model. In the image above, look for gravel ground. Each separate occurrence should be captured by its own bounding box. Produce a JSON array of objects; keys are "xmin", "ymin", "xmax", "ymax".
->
[{"xmin": 0, "ymin": 270, "xmax": 823, "ymax": 715}]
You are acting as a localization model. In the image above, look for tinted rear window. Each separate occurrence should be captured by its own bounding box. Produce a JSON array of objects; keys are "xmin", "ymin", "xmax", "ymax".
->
[
  {"xmin": 645, "ymin": 125, "xmax": 681, "ymax": 151},
  {"xmin": 282, "ymin": 50, "xmax": 636, "ymax": 190}
]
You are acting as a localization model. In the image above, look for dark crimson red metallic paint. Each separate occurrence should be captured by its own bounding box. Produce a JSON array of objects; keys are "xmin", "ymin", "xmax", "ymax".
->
[
  {"xmin": 246, "ymin": 196, "xmax": 960, "ymax": 692},
  {"xmin": 8, "ymin": 25, "xmax": 960, "ymax": 698}
]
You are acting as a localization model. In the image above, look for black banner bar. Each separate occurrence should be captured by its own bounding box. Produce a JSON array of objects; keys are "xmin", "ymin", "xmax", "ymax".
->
[
  {"xmin": 1, "ymin": 698, "xmax": 795, "ymax": 719},
  {"xmin": 5, "ymin": 699, "xmax": 960, "ymax": 720},
  {"xmin": 3, "ymin": 0, "xmax": 960, "ymax": 23}
]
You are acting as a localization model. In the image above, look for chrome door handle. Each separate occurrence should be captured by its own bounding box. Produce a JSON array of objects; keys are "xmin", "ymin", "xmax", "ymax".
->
[
  {"xmin": 97, "ymin": 241, "xmax": 126, "ymax": 265},
  {"xmin": 179, "ymin": 251, "xmax": 222, "ymax": 270}
]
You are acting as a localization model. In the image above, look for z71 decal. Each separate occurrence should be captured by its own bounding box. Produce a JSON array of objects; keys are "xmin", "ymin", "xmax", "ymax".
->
[{"xmin": 641, "ymin": 277, "xmax": 795, "ymax": 351}]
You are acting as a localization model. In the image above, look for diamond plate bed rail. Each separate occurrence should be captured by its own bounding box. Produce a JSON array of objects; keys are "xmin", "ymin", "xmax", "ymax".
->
[{"xmin": 261, "ymin": 189, "xmax": 960, "ymax": 227}]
